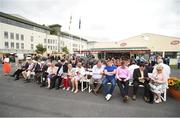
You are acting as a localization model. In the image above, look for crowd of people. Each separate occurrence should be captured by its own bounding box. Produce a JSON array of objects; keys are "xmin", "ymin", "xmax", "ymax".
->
[{"xmin": 2, "ymin": 54, "xmax": 171, "ymax": 104}]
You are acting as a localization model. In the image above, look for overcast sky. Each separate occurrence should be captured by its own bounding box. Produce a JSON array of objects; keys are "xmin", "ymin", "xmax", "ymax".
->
[{"xmin": 0, "ymin": 0, "xmax": 180, "ymax": 41}]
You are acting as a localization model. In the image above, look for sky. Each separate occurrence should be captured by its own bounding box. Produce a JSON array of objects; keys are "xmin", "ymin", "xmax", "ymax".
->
[{"xmin": 0, "ymin": 0, "xmax": 180, "ymax": 42}]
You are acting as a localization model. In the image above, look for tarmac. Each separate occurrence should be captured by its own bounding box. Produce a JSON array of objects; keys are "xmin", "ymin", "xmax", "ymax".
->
[{"xmin": 0, "ymin": 64, "xmax": 179, "ymax": 117}]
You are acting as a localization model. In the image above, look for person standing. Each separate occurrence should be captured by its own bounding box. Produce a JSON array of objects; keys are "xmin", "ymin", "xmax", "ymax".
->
[
  {"xmin": 3, "ymin": 55, "xmax": 11, "ymax": 76},
  {"xmin": 116, "ymin": 61, "xmax": 130, "ymax": 103},
  {"xmin": 102, "ymin": 60, "xmax": 117, "ymax": 101}
]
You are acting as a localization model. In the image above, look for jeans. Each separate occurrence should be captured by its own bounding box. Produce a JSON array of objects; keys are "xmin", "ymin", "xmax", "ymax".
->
[
  {"xmin": 117, "ymin": 79, "xmax": 129, "ymax": 97},
  {"xmin": 102, "ymin": 78, "xmax": 116, "ymax": 95}
]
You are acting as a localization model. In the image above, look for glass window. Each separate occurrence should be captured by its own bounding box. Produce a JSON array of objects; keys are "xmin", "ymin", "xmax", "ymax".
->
[
  {"xmin": 11, "ymin": 42, "xmax": 14, "ymax": 49},
  {"xmin": 16, "ymin": 43, "xmax": 19, "ymax": 49},
  {"xmin": 31, "ymin": 44, "xmax": 34, "ymax": 50},
  {"xmin": 4, "ymin": 42, "xmax": 9, "ymax": 48},
  {"xmin": 16, "ymin": 33, "xmax": 19, "ymax": 40},
  {"xmin": 44, "ymin": 39, "xmax": 47, "ymax": 43},
  {"xmin": 21, "ymin": 34, "xmax": 24, "ymax": 41},
  {"xmin": 31, "ymin": 36, "xmax": 33, "ymax": 42},
  {"xmin": 10, "ymin": 32, "xmax": 14, "ymax": 39},
  {"xmin": 21, "ymin": 43, "xmax": 24, "ymax": 49},
  {"xmin": 48, "ymin": 39, "xmax": 50, "ymax": 43},
  {"xmin": 4, "ymin": 31, "xmax": 8, "ymax": 39},
  {"xmin": 165, "ymin": 52, "xmax": 178, "ymax": 59}
]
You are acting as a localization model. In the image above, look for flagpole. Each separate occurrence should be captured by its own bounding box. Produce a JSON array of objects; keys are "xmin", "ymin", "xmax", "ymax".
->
[{"xmin": 79, "ymin": 17, "xmax": 81, "ymax": 54}]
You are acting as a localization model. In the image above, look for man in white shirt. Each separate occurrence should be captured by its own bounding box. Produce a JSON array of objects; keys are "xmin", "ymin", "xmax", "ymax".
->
[{"xmin": 90, "ymin": 60, "xmax": 105, "ymax": 95}]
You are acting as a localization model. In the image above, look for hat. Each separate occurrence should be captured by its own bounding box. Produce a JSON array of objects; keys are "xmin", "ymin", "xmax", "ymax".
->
[
  {"xmin": 26, "ymin": 57, "xmax": 31, "ymax": 60},
  {"xmin": 41, "ymin": 61, "xmax": 45, "ymax": 64},
  {"xmin": 156, "ymin": 64, "xmax": 163, "ymax": 71}
]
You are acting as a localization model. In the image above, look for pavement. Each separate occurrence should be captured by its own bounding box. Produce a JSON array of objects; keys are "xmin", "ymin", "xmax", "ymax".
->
[{"xmin": 0, "ymin": 64, "xmax": 179, "ymax": 117}]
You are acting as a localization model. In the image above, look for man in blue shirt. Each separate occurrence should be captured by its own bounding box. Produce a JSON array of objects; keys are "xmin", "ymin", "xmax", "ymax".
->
[{"xmin": 102, "ymin": 59, "xmax": 117, "ymax": 101}]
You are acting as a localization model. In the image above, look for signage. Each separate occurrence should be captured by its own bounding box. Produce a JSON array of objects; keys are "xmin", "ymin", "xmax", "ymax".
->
[
  {"xmin": 170, "ymin": 40, "xmax": 180, "ymax": 45},
  {"xmin": 120, "ymin": 43, "xmax": 127, "ymax": 47}
]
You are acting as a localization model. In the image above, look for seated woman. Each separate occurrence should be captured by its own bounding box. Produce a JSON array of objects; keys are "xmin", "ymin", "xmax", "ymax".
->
[
  {"xmin": 71, "ymin": 62, "xmax": 85, "ymax": 93},
  {"xmin": 47, "ymin": 62, "xmax": 58, "ymax": 89},
  {"xmin": 62, "ymin": 64, "xmax": 75, "ymax": 91},
  {"xmin": 149, "ymin": 64, "xmax": 168, "ymax": 103}
]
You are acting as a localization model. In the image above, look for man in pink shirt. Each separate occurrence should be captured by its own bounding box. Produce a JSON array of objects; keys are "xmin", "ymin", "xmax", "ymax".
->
[{"xmin": 116, "ymin": 61, "xmax": 130, "ymax": 103}]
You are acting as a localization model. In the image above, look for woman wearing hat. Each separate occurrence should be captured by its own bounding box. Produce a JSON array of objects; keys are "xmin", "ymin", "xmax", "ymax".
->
[{"xmin": 149, "ymin": 64, "xmax": 168, "ymax": 103}]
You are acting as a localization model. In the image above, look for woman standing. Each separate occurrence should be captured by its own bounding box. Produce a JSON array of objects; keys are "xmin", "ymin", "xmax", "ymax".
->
[{"xmin": 3, "ymin": 55, "xmax": 11, "ymax": 76}]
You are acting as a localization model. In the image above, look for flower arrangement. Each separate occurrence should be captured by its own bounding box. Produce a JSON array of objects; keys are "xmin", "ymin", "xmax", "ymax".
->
[{"xmin": 168, "ymin": 77, "xmax": 180, "ymax": 90}]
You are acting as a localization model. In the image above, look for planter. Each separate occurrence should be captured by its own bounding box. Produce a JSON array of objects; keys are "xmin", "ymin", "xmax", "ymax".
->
[{"xmin": 169, "ymin": 87, "xmax": 180, "ymax": 100}]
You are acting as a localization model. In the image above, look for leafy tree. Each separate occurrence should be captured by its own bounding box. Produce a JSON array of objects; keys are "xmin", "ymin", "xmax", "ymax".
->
[
  {"xmin": 62, "ymin": 46, "xmax": 69, "ymax": 54},
  {"xmin": 35, "ymin": 44, "xmax": 46, "ymax": 54}
]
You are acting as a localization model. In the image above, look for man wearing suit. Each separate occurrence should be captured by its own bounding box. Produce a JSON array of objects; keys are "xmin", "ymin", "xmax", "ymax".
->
[
  {"xmin": 39, "ymin": 61, "xmax": 49, "ymax": 87},
  {"xmin": 50, "ymin": 59, "xmax": 68, "ymax": 90},
  {"xmin": 132, "ymin": 63, "xmax": 152, "ymax": 102},
  {"xmin": 33, "ymin": 60, "xmax": 41, "ymax": 84}
]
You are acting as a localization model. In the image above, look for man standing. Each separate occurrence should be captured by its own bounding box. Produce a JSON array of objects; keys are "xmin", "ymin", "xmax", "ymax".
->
[{"xmin": 102, "ymin": 60, "xmax": 117, "ymax": 101}]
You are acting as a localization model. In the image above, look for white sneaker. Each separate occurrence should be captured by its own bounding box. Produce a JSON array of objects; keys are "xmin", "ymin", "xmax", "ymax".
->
[
  {"xmin": 66, "ymin": 87, "xmax": 70, "ymax": 91},
  {"xmin": 71, "ymin": 88, "xmax": 74, "ymax": 92},
  {"xmin": 63, "ymin": 87, "xmax": 66, "ymax": 90},
  {"xmin": 106, "ymin": 94, "xmax": 112, "ymax": 101}
]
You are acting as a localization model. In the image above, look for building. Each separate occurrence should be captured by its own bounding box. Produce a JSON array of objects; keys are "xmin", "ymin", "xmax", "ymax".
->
[
  {"xmin": 86, "ymin": 33, "xmax": 180, "ymax": 65},
  {"xmin": 0, "ymin": 12, "xmax": 88, "ymax": 56}
]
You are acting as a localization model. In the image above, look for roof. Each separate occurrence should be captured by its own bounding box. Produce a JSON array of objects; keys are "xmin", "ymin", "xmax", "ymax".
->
[
  {"xmin": 90, "ymin": 47, "xmax": 150, "ymax": 51},
  {"xmin": 61, "ymin": 31, "xmax": 88, "ymax": 42},
  {"xmin": 0, "ymin": 12, "xmax": 50, "ymax": 30}
]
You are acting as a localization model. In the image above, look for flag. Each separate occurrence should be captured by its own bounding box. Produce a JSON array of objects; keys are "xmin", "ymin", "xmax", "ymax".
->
[
  {"xmin": 69, "ymin": 15, "xmax": 72, "ymax": 30},
  {"xmin": 79, "ymin": 18, "xmax": 81, "ymax": 30}
]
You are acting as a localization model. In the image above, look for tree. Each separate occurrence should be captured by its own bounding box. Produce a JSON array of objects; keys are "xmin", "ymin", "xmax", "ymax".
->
[
  {"xmin": 35, "ymin": 44, "xmax": 46, "ymax": 54},
  {"xmin": 62, "ymin": 46, "xmax": 69, "ymax": 54}
]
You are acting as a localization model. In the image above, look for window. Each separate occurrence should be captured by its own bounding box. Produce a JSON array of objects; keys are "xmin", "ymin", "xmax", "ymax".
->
[
  {"xmin": 16, "ymin": 43, "xmax": 19, "ymax": 49},
  {"xmin": 31, "ymin": 44, "xmax": 34, "ymax": 50},
  {"xmin": 16, "ymin": 33, "xmax": 19, "ymax": 40},
  {"xmin": 44, "ymin": 39, "xmax": 47, "ymax": 43},
  {"xmin": 10, "ymin": 32, "xmax": 14, "ymax": 39},
  {"xmin": 48, "ymin": 39, "xmax": 50, "ymax": 43},
  {"xmin": 11, "ymin": 42, "xmax": 14, "ymax": 49},
  {"xmin": 4, "ymin": 31, "xmax": 8, "ymax": 39},
  {"xmin": 31, "ymin": 36, "xmax": 33, "ymax": 42},
  {"xmin": 165, "ymin": 52, "xmax": 178, "ymax": 59},
  {"xmin": 21, "ymin": 34, "xmax": 24, "ymax": 41},
  {"xmin": 21, "ymin": 43, "xmax": 24, "ymax": 49},
  {"xmin": 4, "ymin": 42, "xmax": 9, "ymax": 48}
]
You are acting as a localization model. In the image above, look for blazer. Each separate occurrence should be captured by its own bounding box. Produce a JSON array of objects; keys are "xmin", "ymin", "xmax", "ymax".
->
[
  {"xmin": 34, "ymin": 63, "xmax": 41, "ymax": 73},
  {"xmin": 133, "ymin": 68, "xmax": 148, "ymax": 82},
  {"xmin": 57, "ymin": 63, "xmax": 68, "ymax": 75}
]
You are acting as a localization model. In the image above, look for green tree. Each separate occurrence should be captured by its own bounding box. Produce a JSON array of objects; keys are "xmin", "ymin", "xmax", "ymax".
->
[
  {"xmin": 35, "ymin": 44, "xmax": 46, "ymax": 54},
  {"xmin": 62, "ymin": 46, "xmax": 69, "ymax": 54}
]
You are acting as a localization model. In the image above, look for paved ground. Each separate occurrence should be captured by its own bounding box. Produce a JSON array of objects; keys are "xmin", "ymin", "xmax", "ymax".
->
[{"xmin": 0, "ymin": 64, "xmax": 179, "ymax": 117}]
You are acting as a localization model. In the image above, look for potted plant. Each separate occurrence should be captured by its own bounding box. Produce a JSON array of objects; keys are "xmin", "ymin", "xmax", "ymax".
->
[{"xmin": 168, "ymin": 77, "xmax": 180, "ymax": 100}]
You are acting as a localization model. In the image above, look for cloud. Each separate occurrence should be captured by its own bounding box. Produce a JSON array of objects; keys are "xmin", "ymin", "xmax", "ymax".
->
[{"xmin": 0, "ymin": 0, "xmax": 180, "ymax": 41}]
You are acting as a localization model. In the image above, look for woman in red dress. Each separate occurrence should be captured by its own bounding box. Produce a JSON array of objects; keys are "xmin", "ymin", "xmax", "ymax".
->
[{"xmin": 3, "ymin": 55, "xmax": 11, "ymax": 76}]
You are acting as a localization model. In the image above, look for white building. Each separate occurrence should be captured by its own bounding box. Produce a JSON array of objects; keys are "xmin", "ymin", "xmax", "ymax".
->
[{"xmin": 0, "ymin": 12, "xmax": 88, "ymax": 55}]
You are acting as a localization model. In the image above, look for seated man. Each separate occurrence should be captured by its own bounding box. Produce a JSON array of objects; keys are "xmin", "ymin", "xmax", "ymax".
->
[
  {"xmin": 39, "ymin": 61, "xmax": 49, "ymax": 87},
  {"xmin": 22, "ymin": 59, "xmax": 35, "ymax": 83},
  {"xmin": 33, "ymin": 60, "xmax": 41, "ymax": 84},
  {"xmin": 50, "ymin": 59, "xmax": 68, "ymax": 90},
  {"xmin": 11, "ymin": 59, "xmax": 30, "ymax": 80},
  {"xmin": 90, "ymin": 60, "xmax": 105, "ymax": 95},
  {"xmin": 132, "ymin": 63, "xmax": 153, "ymax": 103},
  {"xmin": 102, "ymin": 59, "xmax": 117, "ymax": 101}
]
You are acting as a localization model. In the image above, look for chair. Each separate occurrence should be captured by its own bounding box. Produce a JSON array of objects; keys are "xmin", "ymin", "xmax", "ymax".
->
[{"xmin": 80, "ymin": 71, "xmax": 92, "ymax": 93}]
